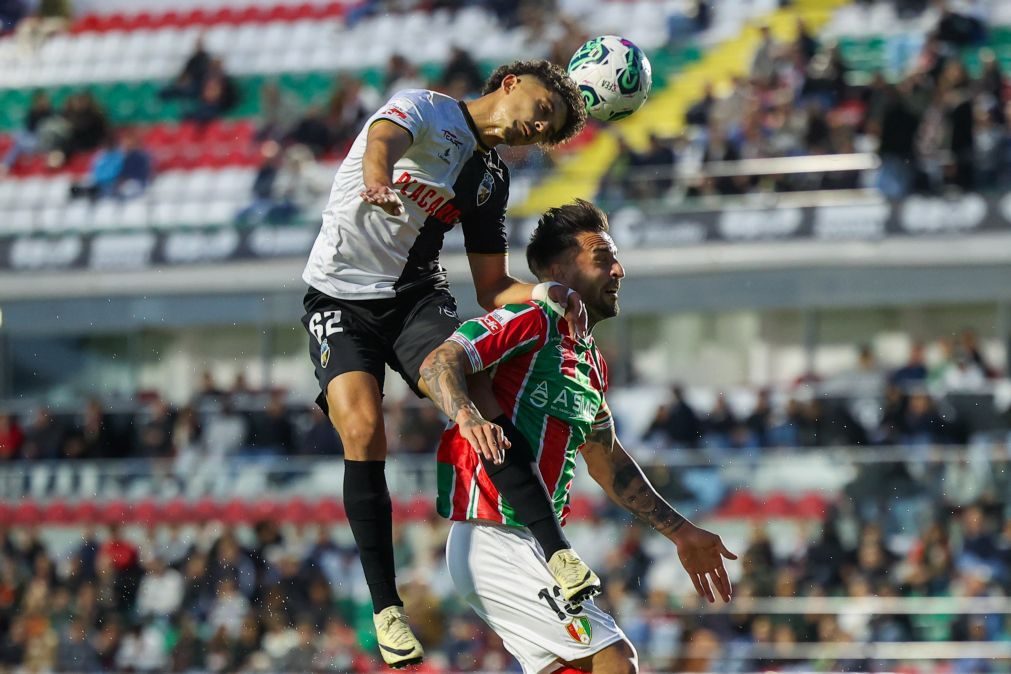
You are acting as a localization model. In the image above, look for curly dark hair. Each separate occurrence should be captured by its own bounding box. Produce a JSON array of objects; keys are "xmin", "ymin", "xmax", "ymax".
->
[{"xmin": 481, "ymin": 59, "xmax": 587, "ymax": 146}]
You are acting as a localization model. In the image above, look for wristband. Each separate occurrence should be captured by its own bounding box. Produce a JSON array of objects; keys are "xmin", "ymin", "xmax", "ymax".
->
[{"xmin": 531, "ymin": 282, "xmax": 561, "ymax": 302}]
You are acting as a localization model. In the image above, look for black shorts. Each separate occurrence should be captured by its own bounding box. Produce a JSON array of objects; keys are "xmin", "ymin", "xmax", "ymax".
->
[{"xmin": 302, "ymin": 283, "xmax": 461, "ymax": 413}]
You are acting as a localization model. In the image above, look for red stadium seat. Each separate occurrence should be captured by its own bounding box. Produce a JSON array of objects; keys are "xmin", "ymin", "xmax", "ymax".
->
[
  {"xmin": 281, "ymin": 498, "xmax": 313, "ymax": 524},
  {"xmin": 73, "ymin": 501, "xmax": 101, "ymax": 525},
  {"xmin": 566, "ymin": 495, "xmax": 596, "ymax": 520},
  {"xmin": 100, "ymin": 499, "xmax": 132, "ymax": 525},
  {"xmin": 161, "ymin": 499, "xmax": 191, "ymax": 524},
  {"xmin": 12, "ymin": 502, "xmax": 41, "ymax": 525},
  {"xmin": 134, "ymin": 499, "xmax": 161, "ymax": 525},
  {"xmin": 795, "ymin": 492, "xmax": 830, "ymax": 519},
  {"xmin": 718, "ymin": 490, "xmax": 761, "ymax": 517},
  {"xmin": 763, "ymin": 492, "xmax": 793, "ymax": 517},
  {"xmin": 315, "ymin": 498, "xmax": 345, "ymax": 522},
  {"xmin": 192, "ymin": 498, "xmax": 220, "ymax": 522},
  {"xmin": 42, "ymin": 500, "xmax": 74, "ymax": 525}
]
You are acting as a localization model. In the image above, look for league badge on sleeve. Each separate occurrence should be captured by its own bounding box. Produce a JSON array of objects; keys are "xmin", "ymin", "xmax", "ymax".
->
[
  {"xmin": 566, "ymin": 616, "xmax": 592, "ymax": 645},
  {"xmin": 320, "ymin": 339, "xmax": 331, "ymax": 368},
  {"xmin": 477, "ymin": 171, "xmax": 495, "ymax": 206}
]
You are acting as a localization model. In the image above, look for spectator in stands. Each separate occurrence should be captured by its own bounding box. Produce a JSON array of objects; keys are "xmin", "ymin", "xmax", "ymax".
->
[
  {"xmin": 286, "ymin": 105, "xmax": 332, "ymax": 158},
  {"xmin": 901, "ymin": 391, "xmax": 946, "ymax": 445},
  {"xmin": 685, "ymin": 81, "xmax": 717, "ymax": 128},
  {"xmin": 136, "ymin": 396, "xmax": 174, "ymax": 458},
  {"xmin": 67, "ymin": 130, "xmax": 153, "ymax": 201},
  {"xmin": 237, "ymin": 143, "xmax": 329, "ymax": 225},
  {"xmin": 0, "ymin": 0, "xmax": 26, "ymax": 34},
  {"xmin": 703, "ymin": 392, "xmax": 738, "ymax": 450},
  {"xmin": 666, "ymin": 0, "xmax": 710, "ymax": 41},
  {"xmin": 825, "ymin": 343, "xmax": 886, "ymax": 398},
  {"xmin": 891, "ymin": 340, "xmax": 929, "ymax": 389},
  {"xmin": 932, "ymin": 338, "xmax": 987, "ymax": 391},
  {"xmin": 0, "ymin": 412, "xmax": 24, "ymax": 460},
  {"xmin": 297, "ymin": 405, "xmax": 343, "ymax": 456},
  {"xmin": 628, "ymin": 133, "xmax": 677, "ymax": 200},
  {"xmin": 203, "ymin": 399, "xmax": 248, "ymax": 458},
  {"xmin": 383, "ymin": 53, "xmax": 425, "ymax": 97},
  {"xmin": 255, "ymin": 81, "xmax": 299, "ymax": 143},
  {"xmin": 183, "ymin": 57, "xmax": 238, "ymax": 124},
  {"xmin": 20, "ymin": 407, "xmax": 63, "ymax": 460},
  {"xmin": 161, "ymin": 34, "xmax": 211, "ymax": 102},
  {"xmin": 135, "ymin": 556, "xmax": 182, "ymax": 619},
  {"xmin": 0, "ymin": 91, "xmax": 61, "ymax": 176},
  {"xmin": 13, "ymin": 0, "xmax": 71, "ymax": 52},
  {"xmin": 643, "ymin": 385, "xmax": 704, "ymax": 448},
  {"xmin": 440, "ymin": 46, "xmax": 484, "ymax": 98},
  {"xmin": 53, "ymin": 92, "xmax": 109, "ymax": 167},
  {"xmin": 325, "ymin": 74, "xmax": 371, "ymax": 149},
  {"xmin": 53, "ymin": 617, "xmax": 101, "ymax": 673},
  {"xmin": 751, "ymin": 24, "xmax": 779, "ymax": 83},
  {"xmin": 78, "ymin": 398, "xmax": 117, "ymax": 459},
  {"xmin": 249, "ymin": 391, "xmax": 294, "ymax": 456}
]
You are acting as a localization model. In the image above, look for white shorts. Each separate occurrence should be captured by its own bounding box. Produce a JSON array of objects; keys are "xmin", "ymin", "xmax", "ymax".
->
[{"xmin": 446, "ymin": 521, "xmax": 628, "ymax": 674}]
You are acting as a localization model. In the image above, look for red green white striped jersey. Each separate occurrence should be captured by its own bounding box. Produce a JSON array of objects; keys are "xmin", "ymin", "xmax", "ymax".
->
[{"xmin": 436, "ymin": 300, "xmax": 613, "ymax": 527}]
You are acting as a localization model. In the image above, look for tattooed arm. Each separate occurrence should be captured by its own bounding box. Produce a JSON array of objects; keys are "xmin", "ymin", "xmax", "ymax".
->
[
  {"xmin": 580, "ymin": 417, "xmax": 738, "ymax": 603},
  {"xmin": 419, "ymin": 341, "xmax": 509, "ymax": 463}
]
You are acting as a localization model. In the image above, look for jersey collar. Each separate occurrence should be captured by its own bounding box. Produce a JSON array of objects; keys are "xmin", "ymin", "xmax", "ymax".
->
[{"xmin": 458, "ymin": 101, "xmax": 492, "ymax": 154}]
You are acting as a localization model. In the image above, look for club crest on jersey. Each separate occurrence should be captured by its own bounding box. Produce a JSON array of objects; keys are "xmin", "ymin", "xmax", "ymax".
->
[
  {"xmin": 477, "ymin": 171, "xmax": 495, "ymax": 206},
  {"xmin": 320, "ymin": 339, "xmax": 331, "ymax": 367},
  {"xmin": 566, "ymin": 617, "xmax": 592, "ymax": 645}
]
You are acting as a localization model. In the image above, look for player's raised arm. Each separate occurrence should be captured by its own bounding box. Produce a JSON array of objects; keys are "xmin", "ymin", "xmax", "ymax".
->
[
  {"xmin": 359, "ymin": 119, "xmax": 413, "ymax": 216},
  {"xmin": 579, "ymin": 414, "xmax": 738, "ymax": 603},
  {"xmin": 467, "ymin": 254, "xmax": 588, "ymax": 338}
]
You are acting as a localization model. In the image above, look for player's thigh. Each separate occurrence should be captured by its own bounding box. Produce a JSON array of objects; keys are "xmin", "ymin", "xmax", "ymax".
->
[
  {"xmin": 565, "ymin": 639, "xmax": 638, "ymax": 674},
  {"xmin": 302, "ymin": 294, "xmax": 390, "ymax": 458},
  {"xmin": 324, "ymin": 372, "xmax": 387, "ymax": 460},
  {"xmin": 391, "ymin": 287, "xmax": 461, "ymax": 398},
  {"xmin": 446, "ymin": 522, "xmax": 627, "ymax": 674}
]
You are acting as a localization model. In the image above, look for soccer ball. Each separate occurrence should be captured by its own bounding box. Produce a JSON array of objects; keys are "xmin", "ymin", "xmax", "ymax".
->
[{"xmin": 567, "ymin": 35, "xmax": 652, "ymax": 122}]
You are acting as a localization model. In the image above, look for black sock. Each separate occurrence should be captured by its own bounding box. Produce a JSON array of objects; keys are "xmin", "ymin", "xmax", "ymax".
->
[
  {"xmin": 343, "ymin": 460, "xmax": 402, "ymax": 613},
  {"xmin": 481, "ymin": 415, "xmax": 570, "ymax": 558}
]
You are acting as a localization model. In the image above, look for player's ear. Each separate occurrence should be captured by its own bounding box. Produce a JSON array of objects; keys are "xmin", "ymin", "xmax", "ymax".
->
[{"xmin": 501, "ymin": 73, "xmax": 519, "ymax": 94}]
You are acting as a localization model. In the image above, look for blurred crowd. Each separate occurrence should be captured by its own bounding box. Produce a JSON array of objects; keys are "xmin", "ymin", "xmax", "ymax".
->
[
  {"xmin": 641, "ymin": 332, "xmax": 1008, "ymax": 454},
  {"xmin": 0, "ymin": 487, "xmax": 1008, "ymax": 672},
  {"xmin": 601, "ymin": 3, "xmax": 1011, "ymax": 205},
  {"xmin": 2, "ymin": 330, "xmax": 1009, "ymax": 465}
]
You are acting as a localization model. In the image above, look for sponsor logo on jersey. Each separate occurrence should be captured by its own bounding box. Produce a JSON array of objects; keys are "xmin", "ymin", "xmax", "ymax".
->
[
  {"xmin": 438, "ymin": 147, "xmax": 453, "ymax": 163},
  {"xmin": 566, "ymin": 616, "xmax": 592, "ymax": 645},
  {"xmin": 438, "ymin": 303, "xmax": 458, "ymax": 319},
  {"xmin": 442, "ymin": 129, "xmax": 463, "ymax": 148},
  {"xmin": 393, "ymin": 171, "xmax": 462, "ymax": 225},
  {"xmin": 478, "ymin": 315, "xmax": 503, "ymax": 334},
  {"xmin": 383, "ymin": 106, "xmax": 408, "ymax": 120},
  {"xmin": 320, "ymin": 339, "xmax": 331, "ymax": 367},
  {"xmin": 477, "ymin": 171, "xmax": 495, "ymax": 206},
  {"xmin": 528, "ymin": 380, "xmax": 597, "ymax": 420}
]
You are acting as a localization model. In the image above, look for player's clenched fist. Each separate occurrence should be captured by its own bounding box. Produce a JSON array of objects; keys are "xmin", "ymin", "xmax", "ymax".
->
[
  {"xmin": 455, "ymin": 407, "xmax": 511, "ymax": 464},
  {"xmin": 360, "ymin": 184, "xmax": 405, "ymax": 216}
]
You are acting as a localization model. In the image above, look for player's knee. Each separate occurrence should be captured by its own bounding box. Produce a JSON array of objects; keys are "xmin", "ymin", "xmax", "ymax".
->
[{"xmin": 328, "ymin": 402, "xmax": 384, "ymax": 458}]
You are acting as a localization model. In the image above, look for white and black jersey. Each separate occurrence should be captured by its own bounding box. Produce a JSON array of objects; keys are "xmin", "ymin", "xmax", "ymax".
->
[{"xmin": 302, "ymin": 89, "xmax": 510, "ymax": 300}]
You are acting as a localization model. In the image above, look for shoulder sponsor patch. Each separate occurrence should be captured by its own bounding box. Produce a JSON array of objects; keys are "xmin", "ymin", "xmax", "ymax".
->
[
  {"xmin": 477, "ymin": 314, "xmax": 503, "ymax": 334},
  {"xmin": 382, "ymin": 106, "xmax": 408, "ymax": 120},
  {"xmin": 477, "ymin": 171, "xmax": 495, "ymax": 206}
]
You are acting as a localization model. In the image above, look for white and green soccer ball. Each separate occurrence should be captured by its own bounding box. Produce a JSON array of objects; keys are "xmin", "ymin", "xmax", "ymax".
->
[{"xmin": 567, "ymin": 35, "xmax": 653, "ymax": 122}]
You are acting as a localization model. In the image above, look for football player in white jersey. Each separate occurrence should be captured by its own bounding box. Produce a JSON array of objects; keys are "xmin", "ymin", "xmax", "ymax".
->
[{"xmin": 301, "ymin": 59, "xmax": 597, "ymax": 667}]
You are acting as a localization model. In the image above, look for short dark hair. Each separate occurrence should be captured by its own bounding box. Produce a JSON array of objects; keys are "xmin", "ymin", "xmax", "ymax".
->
[
  {"xmin": 482, "ymin": 59, "xmax": 587, "ymax": 146},
  {"xmin": 526, "ymin": 199, "xmax": 609, "ymax": 279}
]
